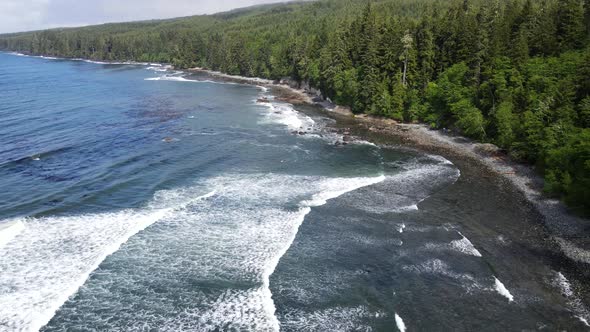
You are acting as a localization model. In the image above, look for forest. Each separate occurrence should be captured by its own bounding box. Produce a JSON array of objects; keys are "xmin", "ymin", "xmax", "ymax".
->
[{"xmin": 0, "ymin": 0, "xmax": 589, "ymax": 215}]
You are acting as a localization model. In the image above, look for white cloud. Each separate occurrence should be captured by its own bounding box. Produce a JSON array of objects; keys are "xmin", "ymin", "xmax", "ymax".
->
[{"xmin": 0, "ymin": 0, "xmax": 288, "ymax": 33}]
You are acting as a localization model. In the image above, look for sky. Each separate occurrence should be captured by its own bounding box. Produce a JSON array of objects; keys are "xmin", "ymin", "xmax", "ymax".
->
[{"xmin": 0, "ymin": 0, "xmax": 289, "ymax": 34}]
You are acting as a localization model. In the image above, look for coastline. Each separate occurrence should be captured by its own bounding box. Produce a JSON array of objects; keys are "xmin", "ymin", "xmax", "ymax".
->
[
  {"xmin": 188, "ymin": 67, "xmax": 590, "ymax": 267},
  {"xmin": 2, "ymin": 52, "xmax": 589, "ymax": 328},
  {"xmin": 11, "ymin": 52, "xmax": 585, "ymax": 264}
]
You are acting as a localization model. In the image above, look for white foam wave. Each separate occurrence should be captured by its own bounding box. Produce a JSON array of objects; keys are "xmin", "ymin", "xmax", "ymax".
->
[
  {"xmin": 0, "ymin": 220, "xmax": 25, "ymax": 249},
  {"xmin": 451, "ymin": 232, "xmax": 482, "ymax": 257},
  {"xmin": 553, "ymin": 271, "xmax": 590, "ymax": 326},
  {"xmin": 493, "ymin": 277, "xmax": 514, "ymax": 302},
  {"xmin": 0, "ymin": 191, "xmax": 215, "ymax": 332},
  {"xmin": 259, "ymin": 102, "xmax": 316, "ymax": 132},
  {"xmin": 7, "ymin": 53, "xmax": 58, "ymax": 60},
  {"xmin": 353, "ymin": 139, "xmax": 378, "ymax": 147},
  {"xmin": 280, "ymin": 306, "xmax": 383, "ymax": 332},
  {"xmin": 395, "ymin": 313, "xmax": 407, "ymax": 332},
  {"xmin": 302, "ymin": 175, "xmax": 385, "ymax": 207},
  {"xmin": 143, "ymin": 174, "xmax": 384, "ymax": 331},
  {"xmin": 145, "ymin": 75, "xmax": 191, "ymax": 82},
  {"xmin": 145, "ymin": 75, "xmax": 245, "ymax": 87},
  {"xmin": 427, "ymin": 154, "xmax": 453, "ymax": 165},
  {"xmin": 193, "ymin": 69, "xmax": 274, "ymax": 85},
  {"xmin": 393, "ymin": 204, "xmax": 419, "ymax": 213},
  {"xmin": 402, "ymin": 259, "xmax": 484, "ymax": 294},
  {"xmin": 147, "ymin": 66, "xmax": 170, "ymax": 72},
  {"xmin": 343, "ymin": 162, "xmax": 460, "ymax": 215},
  {"xmin": 398, "ymin": 223, "xmax": 406, "ymax": 233},
  {"xmin": 0, "ymin": 173, "xmax": 384, "ymax": 331},
  {"xmin": 252, "ymin": 174, "xmax": 384, "ymax": 330},
  {"xmin": 81, "ymin": 59, "xmax": 152, "ymax": 66},
  {"xmin": 4, "ymin": 52, "xmax": 170, "ymax": 68},
  {"xmin": 403, "ymin": 259, "xmax": 475, "ymax": 281},
  {"xmin": 554, "ymin": 237, "xmax": 590, "ymax": 265}
]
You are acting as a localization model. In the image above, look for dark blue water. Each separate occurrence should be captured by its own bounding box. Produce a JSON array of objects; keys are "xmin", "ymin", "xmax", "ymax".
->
[{"xmin": 0, "ymin": 53, "xmax": 588, "ymax": 331}]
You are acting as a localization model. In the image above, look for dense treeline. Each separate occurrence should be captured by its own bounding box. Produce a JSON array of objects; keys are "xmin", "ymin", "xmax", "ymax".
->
[{"xmin": 1, "ymin": 0, "xmax": 589, "ymax": 215}]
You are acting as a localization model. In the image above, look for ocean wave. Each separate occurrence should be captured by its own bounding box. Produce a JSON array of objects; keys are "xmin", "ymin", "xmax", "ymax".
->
[
  {"xmin": 423, "ymin": 231, "xmax": 482, "ymax": 257},
  {"xmin": 395, "ymin": 313, "xmax": 407, "ymax": 332},
  {"xmin": 0, "ymin": 191, "xmax": 215, "ymax": 332},
  {"xmin": 0, "ymin": 173, "xmax": 384, "ymax": 331},
  {"xmin": 552, "ymin": 271, "xmax": 590, "ymax": 326},
  {"xmin": 451, "ymin": 233, "xmax": 482, "ymax": 257},
  {"xmin": 145, "ymin": 75, "xmax": 245, "ymax": 87},
  {"xmin": 0, "ymin": 220, "xmax": 25, "ymax": 249},
  {"xmin": 279, "ymin": 306, "xmax": 384, "ymax": 332},
  {"xmin": 4, "ymin": 52, "xmax": 171, "ymax": 68},
  {"xmin": 493, "ymin": 277, "xmax": 514, "ymax": 302},
  {"xmin": 341, "ymin": 160, "xmax": 460, "ymax": 215},
  {"xmin": 145, "ymin": 76, "xmax": 189, "ymax": 82},
  {"xmin": 146, "ymin": 66, "xmax": 171, "ymax": 72},
  {"xmin": 258, "ymin": 102, "xmax": 316, "ymax": 132},
  {"xmin": 402, "ymin": 259, "xmax": 486, "ymax": 294}
]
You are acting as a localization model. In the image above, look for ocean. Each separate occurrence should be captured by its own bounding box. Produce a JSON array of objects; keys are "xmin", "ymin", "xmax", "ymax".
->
[{"xmin": 0, "ymin": 52, "xmax": 587, "ymax": 331}]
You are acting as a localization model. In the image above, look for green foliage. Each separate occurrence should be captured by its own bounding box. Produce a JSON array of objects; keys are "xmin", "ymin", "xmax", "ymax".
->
[
  {"xmin": 494, "ymin": 101, "xmax": 517, "ymax": 149},
  {"xmin": 544, "ymin": 128, "xmax": 590, "ymax": 215},
  {"xmin": 0, "ymin": 0, "xmax": 589, "ymax": 214}
]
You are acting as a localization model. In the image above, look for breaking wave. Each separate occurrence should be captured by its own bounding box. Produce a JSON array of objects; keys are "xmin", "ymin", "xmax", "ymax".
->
[{"xmin": 0, "ymin": 173, "xmax": 384, "ymax": 331}]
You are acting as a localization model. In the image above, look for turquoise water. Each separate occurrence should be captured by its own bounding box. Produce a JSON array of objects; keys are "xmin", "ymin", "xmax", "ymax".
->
[{"xmin": 0, "ymin": 53, "xmax": 588, "ymax": 331}]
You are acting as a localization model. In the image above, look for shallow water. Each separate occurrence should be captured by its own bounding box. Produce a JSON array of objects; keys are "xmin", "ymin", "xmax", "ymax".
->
[{"xmin": 0, "ymin": 53, "xmax": 588, "ymax": 331}]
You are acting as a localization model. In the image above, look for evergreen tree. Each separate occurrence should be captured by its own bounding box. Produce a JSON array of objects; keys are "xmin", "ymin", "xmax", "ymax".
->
[
  {"xmin": 557, "ymin": 0, "xmax": 585, "ymax": 49},
  {"xmin": 401, "ymin": 31, "xmax": 413, "ymax": 87},
  {"xmin": 416, "ymin": 19, "xmax": 435, "ymax": 90}
]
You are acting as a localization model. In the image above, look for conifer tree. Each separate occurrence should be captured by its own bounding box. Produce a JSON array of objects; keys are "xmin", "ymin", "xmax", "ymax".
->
[
  {"xmin": 416, "ymin": 19, "xmax": 435, "ymax": 90},
  {"xmin": 557, "ymin": 0, "xmax": 585, "ymax": 49}
]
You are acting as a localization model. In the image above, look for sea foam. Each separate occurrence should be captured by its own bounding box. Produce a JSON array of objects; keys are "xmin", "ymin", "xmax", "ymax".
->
[
  {"xmin": 451, "ymin": 232, "xmax": 482, "ymax": 257},
  {"xmin": 395, "ymin": 313, "xmax": 407, "ymax": 332},
  {"xmin": 0, "ymin": 220, "xmax": 25, "ymax": 249},
  {"xmin": 493, "ymin": 277, "xmax": 514, "ymax": 302},
  {"xmin": 0, "ymin": 173, "xmax": 384, "ymax": 331},
  {"xmin": 280, "ymin": 306, "xmax": 384, "ymax": 332},
  {"xmin": 553, "ymin": 271, "xmax": 590, "ymax": 326},
  {"xmin": 0, "ymin": 191, "xmax": 214, "ymax": 332},
  {"xmin": 259, "ymin": 102, "xmax": 316, "ymax": 132}
]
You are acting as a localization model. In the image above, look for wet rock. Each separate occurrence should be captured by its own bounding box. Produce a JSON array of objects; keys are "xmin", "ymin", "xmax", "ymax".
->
[
  {"xmin": 333, "ymin": 106, "xmax": 353, "ymax": 116},
  {"xmin": 474, "ymin": 143, "xmax": 502, "ymax": 155}
]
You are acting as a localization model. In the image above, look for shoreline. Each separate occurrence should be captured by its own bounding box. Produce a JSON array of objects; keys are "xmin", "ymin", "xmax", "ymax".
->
[
  {"xmin": 2, "ymin": 53, "xmax": 589, "ymax": 327},
  {"xmin": 9, "ymin": 52, "xmax": 586, "ymax": 263},
  {"xmin": 187, "ymin": 67, "xmax": 590, "ymax": 267}
]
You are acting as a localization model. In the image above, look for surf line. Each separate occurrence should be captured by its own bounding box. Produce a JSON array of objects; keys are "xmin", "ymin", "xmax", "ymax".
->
[
  {"xmin": 2, "ymin": 190, "xmax": 215, "ymax": 332},
  {"xmin": 259, "ymin": 175, "xmax": 386, "ymax": 331}
]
